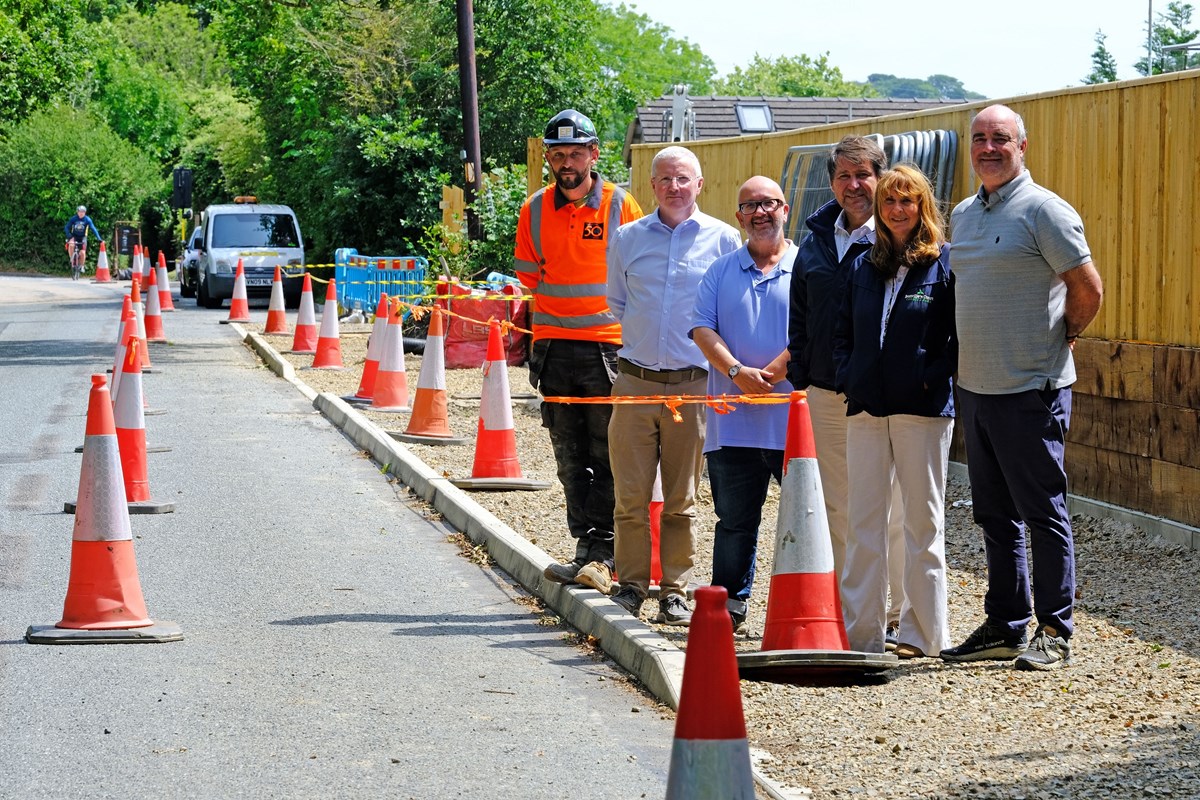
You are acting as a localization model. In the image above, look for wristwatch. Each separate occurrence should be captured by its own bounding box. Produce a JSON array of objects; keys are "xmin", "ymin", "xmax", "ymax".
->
[{"xmin": 727, "ymin": 363, "xmax": 742, "ymax": 379}]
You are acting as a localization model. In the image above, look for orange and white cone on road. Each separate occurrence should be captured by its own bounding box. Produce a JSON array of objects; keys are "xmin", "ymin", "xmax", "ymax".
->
[
  {"xmin": 309, "ymin": 278, "xmax": 344, "ymax": 369},
  {"xmin": 92, "ymin": 241, "xmax": 112, "ymax": 283},
  {"xmin": 393, "ymin": 306, "xmax": 466, "ymax": 445},
  {"xmin": 343, "ymin": 294, "xmax": 388, "ymax": 403},
  {"xmin": 30, "ymin": 375, "xmax": 182, "ymax": 644},
  {"xmin": 129, "ymin": 275, "xmax": 154, "ymax": 372},
  {"xmin": 223, "ymin": 259, "xmax": 252, "ymax": 323},
  {"xmin": 737, "ymin": 391, "xmax": 895, "ymax": 681},
  {"xmin": 110, "ymin": 340, "xmax": 174, "ymax": 515},
  {"xmin": 156, "ymin": 251, "xmax": 176, "ymax": 312},
  {"xmin": 649, "ymin": 465, "xmax": 665, "ymax": 589},
  {"xmin": 450, "ymin": 319, "xmax": 549, "ymax": 490},
  {"xmin": 264, "ymin": 266, "xmax": 289, "ymax": 334},
  {"xmin": 140, "ymin": 244, "xmax": 152, "ymax": 284},
  {"xmin": 289, "ymin": 274, "xmax": 318, "ymax": 353},
  {"xmin": 665, "ymin": 585, "xmax": 755, "ymax": 799},
  {"xmin": 143, "ymin": 266, "xmax": 167, "ymax": 342},
  {"xmin": 369, "ymin": 300, "xmax": 411, "ymax": 413},
  {"xmin": 109, "ymin": 297, "xmax": 135, "ymax": 405}
]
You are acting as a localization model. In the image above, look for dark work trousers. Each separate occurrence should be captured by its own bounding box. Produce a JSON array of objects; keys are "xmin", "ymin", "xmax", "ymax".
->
[
  {"xmin": 957, "ymin": 386, "xmax": 1075, "ymax": 639},
  {"xmin": 529, "ymin": 339, "xmax": 618, "ymax": 567},
  {"xmin": 707, "ymin": 446, "xmax": 785, "ymax": 603}
]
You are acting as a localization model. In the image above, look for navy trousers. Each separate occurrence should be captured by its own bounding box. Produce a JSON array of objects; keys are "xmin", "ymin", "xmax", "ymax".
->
[{"xmin": 957, "ymin": 386, "xmax": 1075, "ymax": 638}]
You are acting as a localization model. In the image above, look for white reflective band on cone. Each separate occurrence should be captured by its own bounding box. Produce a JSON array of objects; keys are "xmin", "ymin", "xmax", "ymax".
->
[
  {"xmin": 774, "ymin": 457, "xmax": 835, "ymax": 575},
  {"xmin": 74, "ymin": 435, "xmax": 133, "ymax": 543}
]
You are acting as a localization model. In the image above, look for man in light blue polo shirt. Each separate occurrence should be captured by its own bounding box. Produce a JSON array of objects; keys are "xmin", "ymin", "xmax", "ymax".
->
[
  {"xmin": 691, "ymin": 175, "xmax": 797, "ymax": 632},
  {"xmin": 942, "ymin": 104, "xmax": 1103, "ymax": 671},
  {"xmin": 606, "ymin": 146, "xmax": 742, "ymax": 626}
]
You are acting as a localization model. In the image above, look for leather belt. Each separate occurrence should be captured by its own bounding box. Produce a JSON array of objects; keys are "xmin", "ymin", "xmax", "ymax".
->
[{"xmin": 617, "ymin": 357, "xmax": 706, "ymax": 384}]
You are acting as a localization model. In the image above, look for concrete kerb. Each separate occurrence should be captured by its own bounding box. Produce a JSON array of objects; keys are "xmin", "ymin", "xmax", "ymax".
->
[{"xmin": 240, "ymin": 327, "xmax": 688, "ymax": 707}]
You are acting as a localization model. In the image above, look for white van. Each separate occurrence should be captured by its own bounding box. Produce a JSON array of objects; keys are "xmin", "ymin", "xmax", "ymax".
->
[{"xmin": 193, "ymin": 200, "xmax": 304, "ymax": 309}]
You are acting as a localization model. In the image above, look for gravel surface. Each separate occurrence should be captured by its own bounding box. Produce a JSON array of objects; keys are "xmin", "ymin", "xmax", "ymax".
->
[{"xmin": 257, "ymin": 324, "xmax": 1200, "ymax": 800}]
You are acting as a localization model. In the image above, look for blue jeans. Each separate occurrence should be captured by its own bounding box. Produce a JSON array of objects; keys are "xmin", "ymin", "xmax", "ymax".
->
[
  {"xmin": 707, "ymin": 446, "xmax": 784, "ymax": 602},
  {"xmin": 529, "ymin": 339, "xmax": 618, "ymax": 566},
  {"xmin": 957, "ymin": 386, "xmax": 1074, "ymax": 638}
]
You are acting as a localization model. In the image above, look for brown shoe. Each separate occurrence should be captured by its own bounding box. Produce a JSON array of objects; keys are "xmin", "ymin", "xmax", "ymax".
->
[
  {"xmin": 574, "ymin": 561, "xmax": 613, "ymax": 594},
  {"xmin": 894, "ymin": 643, "xmax": 927, "ymax": 659}
]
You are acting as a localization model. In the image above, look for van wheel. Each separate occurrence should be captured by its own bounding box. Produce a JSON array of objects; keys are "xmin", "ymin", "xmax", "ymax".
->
[{"xmin": 198, "ymin": 277, "xmax": 222, "ymax": 309}]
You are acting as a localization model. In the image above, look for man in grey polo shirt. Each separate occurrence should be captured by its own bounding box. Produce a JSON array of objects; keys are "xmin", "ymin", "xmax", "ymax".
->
[{"xmin": 941, "ymin": 104, "xmax": 1103, "ymax": 671}]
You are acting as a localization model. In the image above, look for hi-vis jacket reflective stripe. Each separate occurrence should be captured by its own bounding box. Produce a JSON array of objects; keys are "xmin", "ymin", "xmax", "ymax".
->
[{"xmin": 514, "ymin": 175, "xmax": 643, "ymax": 344}]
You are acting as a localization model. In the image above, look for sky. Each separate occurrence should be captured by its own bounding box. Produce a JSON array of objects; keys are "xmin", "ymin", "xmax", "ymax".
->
[{"xmin": 619, "ymin": 0, "xmax": 1160, "ymax": 100}]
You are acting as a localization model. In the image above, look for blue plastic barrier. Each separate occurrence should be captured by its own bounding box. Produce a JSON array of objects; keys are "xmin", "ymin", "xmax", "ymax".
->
[{"xmin": 334, "ymin": 248, "xmax": 429, "ymax": 319}]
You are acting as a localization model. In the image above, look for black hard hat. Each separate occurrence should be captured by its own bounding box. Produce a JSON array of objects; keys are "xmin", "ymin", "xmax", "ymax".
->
[{"xmin": 543, "ymin": 109, "xmax": 599, "ymax": 147}]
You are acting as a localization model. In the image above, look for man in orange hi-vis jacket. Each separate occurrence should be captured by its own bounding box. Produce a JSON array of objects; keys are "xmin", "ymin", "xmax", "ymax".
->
[{"xmin": 514, "ymin": 108, "xmax": 643, "ymax": 595}]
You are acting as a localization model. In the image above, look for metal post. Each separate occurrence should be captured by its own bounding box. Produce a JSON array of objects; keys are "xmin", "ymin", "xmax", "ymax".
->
[{"xmin": 455, "ymin": 0, "xmax": 484, "ymax": 241}]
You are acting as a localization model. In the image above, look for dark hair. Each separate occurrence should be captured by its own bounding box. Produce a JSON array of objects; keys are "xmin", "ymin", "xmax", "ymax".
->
[
  {"xmin": 869, "ymin": 164, "xmax": 944, "ymax": 276},
  {"xmin": 826, "ymin": 135, "xmax": 887, "ymax": 180}
]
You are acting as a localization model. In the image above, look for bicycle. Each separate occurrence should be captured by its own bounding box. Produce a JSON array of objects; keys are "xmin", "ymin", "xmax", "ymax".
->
[{"xmin": 66, "ymin": 239, "xmax": 87, "ymax": 281}]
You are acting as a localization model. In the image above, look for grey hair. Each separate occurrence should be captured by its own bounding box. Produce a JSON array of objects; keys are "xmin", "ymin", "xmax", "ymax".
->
[{"xmin": 651, "ymin": 146, "xmax": 702, "ymax": 179}]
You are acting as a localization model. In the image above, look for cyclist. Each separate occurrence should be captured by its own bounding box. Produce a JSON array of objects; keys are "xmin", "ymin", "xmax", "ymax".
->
[{"xmin": 64, "ymin": 205, "xmax": 103, "ymax": 276}]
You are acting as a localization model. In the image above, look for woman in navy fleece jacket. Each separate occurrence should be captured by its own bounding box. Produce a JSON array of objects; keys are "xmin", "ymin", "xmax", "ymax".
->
[{"xmin": 833, "ymin": 164, "xmax": 956, "ymax": 660}]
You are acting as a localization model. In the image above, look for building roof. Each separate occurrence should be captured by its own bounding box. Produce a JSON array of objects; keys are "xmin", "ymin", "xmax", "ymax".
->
[{"xmin": 629, "ymin": 94, "xmax": 968, "ymax": 147}]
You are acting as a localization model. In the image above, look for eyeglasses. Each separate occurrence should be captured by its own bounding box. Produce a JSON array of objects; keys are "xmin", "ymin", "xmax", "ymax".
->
[
  {"xmin": 652, "ymin": 175, "xmax": 695, "ymax": 187},
  {"xmin": 737, "ymin": 198, "xmax": 785, "ymax": 214}
]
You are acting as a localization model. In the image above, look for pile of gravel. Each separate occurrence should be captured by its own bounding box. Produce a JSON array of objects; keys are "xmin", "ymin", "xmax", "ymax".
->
[{"xmin": 260, "ymin": 326, "xmax": 1200, "ymax": 799}]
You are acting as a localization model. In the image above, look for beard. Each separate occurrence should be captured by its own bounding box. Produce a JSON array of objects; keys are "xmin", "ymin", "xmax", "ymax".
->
[{"xmin": 552, "ymin": 166, "xmax": 588, "ymax": 190}]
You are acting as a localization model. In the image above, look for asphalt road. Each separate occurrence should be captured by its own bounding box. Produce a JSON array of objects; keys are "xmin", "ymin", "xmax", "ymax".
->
[{"xmin": 0, "ymin": 275, "xmax": 673, "ymax": 799}]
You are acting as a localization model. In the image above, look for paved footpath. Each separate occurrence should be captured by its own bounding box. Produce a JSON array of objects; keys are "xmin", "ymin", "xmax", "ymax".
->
[{"xmin": 0, "ymin": 276, "xmax": 673, "ymax": 799}]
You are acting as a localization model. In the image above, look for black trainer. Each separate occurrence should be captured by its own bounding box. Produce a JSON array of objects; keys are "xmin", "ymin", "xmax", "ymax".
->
[
  {"xmin": 1014, "ymin": 626, "xmax": 1072, "ymax": 671},
  {"xmin": 940, "ymin": 621, "xmax": 1028, "ymax": 662},
  {"xmin": 611, "ymin": 585, "xmax": 644, "ymax": 617}
]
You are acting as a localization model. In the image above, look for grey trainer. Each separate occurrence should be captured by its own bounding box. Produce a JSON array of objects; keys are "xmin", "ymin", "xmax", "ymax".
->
[
  {"xmin": 575, "ymin": 561, "xmax": 613, "ymax": 594},
  {"xmin": 1014, "ymin": 626, "xmax": 1072, "ymax": 671},
  {"xmin": 940, "ymin": 621, "xmax": 1028, "ymax": 662},
  {"xmin": 656, "ymin": 593, "xmax": 692, "ymax": 627},
  {"xmin": 543, "ymin": 559, "xmax": 585, "ymax": 585}
]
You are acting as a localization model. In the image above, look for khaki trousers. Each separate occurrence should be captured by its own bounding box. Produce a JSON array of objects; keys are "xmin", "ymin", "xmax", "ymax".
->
[{"xmin": 609, "ymin": 372, "xmax": 706, "ymax": 597}]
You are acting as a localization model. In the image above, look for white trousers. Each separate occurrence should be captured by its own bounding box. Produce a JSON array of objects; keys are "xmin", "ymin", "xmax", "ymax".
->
[
  {"xmin": 807, "ymin": 387, "xmax": 905, "ymax": 623},
  {"xmin": 842, "ymin": 412, "xmax": 953, "ymax": 655}
]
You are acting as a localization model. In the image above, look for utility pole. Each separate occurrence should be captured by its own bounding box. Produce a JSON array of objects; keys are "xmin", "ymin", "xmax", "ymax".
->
[{"xmin": 456, "ymin": 0, "xmax": 484, "ymax": 241}]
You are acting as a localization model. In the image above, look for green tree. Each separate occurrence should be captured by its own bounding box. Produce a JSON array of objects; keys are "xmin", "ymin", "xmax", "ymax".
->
[
  {"xmin": 591, "ymin": 3, "xmax": 716, "ymax": 140},
  {"xmin": 926, "ymin": 74, "xmax": 985, "ymax": 100},
  {"xmin": 0, "ymin": 104, "xmax": 165, "ymax": 268},
  {"xmin": 0, "ymin": 0, "xmax": 97, "ymax": 120},
  {"xmin": 867, "ymin": 73, "xmax": 984, "ymax": 100},
  {"xmin": 714, "ymin": 53, "xmax": 874, "ymax": 97},
  {"xmin": 1084, "ymin": 30, "xmax": 1119, "ymax": 84},
  {"xmin": 1135, "ymin": 1, "xmax": 1199, "ymax": 75}
]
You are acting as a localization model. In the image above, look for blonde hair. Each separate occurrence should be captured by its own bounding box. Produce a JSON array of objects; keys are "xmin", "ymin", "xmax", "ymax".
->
[{"xmin": 870, "ymin": 164, "xmax": 944, "ymax": 275}]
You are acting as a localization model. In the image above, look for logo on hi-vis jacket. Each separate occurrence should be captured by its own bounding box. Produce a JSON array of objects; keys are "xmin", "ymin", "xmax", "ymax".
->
[{"xmin": 582, "ymin": 222, "xmax": 605, "ymax": 240}]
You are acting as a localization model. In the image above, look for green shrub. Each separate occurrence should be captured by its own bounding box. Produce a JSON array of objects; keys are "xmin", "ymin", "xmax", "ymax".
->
[{"xmin": 0, "ymin": 104, "xmax": 165, "ymax": 270}]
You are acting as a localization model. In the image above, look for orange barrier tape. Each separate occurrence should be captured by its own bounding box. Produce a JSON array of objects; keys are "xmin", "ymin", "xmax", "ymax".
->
[{"xmin": 541, "ymin": 393, "xmax": 791, "ymax": 422}]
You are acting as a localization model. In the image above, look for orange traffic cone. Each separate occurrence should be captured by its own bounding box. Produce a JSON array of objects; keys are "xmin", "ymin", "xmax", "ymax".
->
[
  {"xmin": 309, "ymin": 278, "xmax": 344, "ymax": 369},
  {"xmin": 450, "ymin": 319, "xmax": 549, "ymax": 491},
  {"xmin": 737, "ymin": 391, "xmax": 895, "ymax": 682},
  {"xmin": 392, "ymin": 306, "xmax": 466, "ymax": 445},
  {"xmin": 129, "ymin": 275, "xmax": 155, "ymax": 372},
  {"xmin": 264, "ymin": 266, "xmax": 289, "ymax": 334},
  {"xmin": 156, "ymin": 251, "xmax": 176, "ymax": 312},
  {"xmin": 31, "ymin": 374, "xmax": 182, "ymax": 644},
  {"xmin": 140, "ymin": 244, "xmax": 152, "ymax": 283},
  {"xmin": 92, "ymin": 241, "xmax": 112, "ymax": 283},
  {"xmin": 143, "ymin": 266, "xmax": 167, "ymax": 342},
  {"xmin": 289, "ymin": 273, "xmax": 318, "ymax": 353},
  {"xmin": 109, "ymin": 297, "xmax": 135, "ymax": 404},
  {"xmin": 222, "ymin": 259, "xmax": 251, "ymax": 323},
  {"xmin": 111, "ymin": 340, "xmax": 174, "ymax": 513},
  {"xmin": 665, "ymin": 585, "xmax": 755, "ymax": 799},
  {"xmin": 343, "ymin": 294, "xmax": 388, "ymax": 404},
  {"xmin": 369, "ymin": 300, "xmax": 411, "ymax": 413}
]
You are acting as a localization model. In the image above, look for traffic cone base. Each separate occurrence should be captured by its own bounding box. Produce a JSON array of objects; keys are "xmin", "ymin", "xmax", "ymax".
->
[
  {"xmin": 26, "ymin": 620, "xmax": 184, "ymax": 644},
  {"xmin": 737, "ymin": 391, "xmax": 896, "ymax": 683},
  {"xmin": 450, "ymin": 320, "xmax": 548, "ymax": 491}
]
